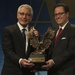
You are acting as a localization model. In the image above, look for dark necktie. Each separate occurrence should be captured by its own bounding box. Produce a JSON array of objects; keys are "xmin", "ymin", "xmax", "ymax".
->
[
  {"xmin": 22, "ymin": 29, "xmax": 28, "ymax": 54},
  {"xmin": 54, "ymin": 28, "xmax": 62, "ymax": 44},
  {"xmin": 22, "ymin": 29, "xmax": 26, "ymax": 40},
  {"xmin": 22, "ymin": 29, "xmax": 26, "ymax": 46}
]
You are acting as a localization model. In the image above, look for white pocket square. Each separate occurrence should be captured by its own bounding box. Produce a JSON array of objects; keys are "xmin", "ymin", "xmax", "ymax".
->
[{"xmin": 61, "ymin": 37, "xmax": 66, "ymax": 40}]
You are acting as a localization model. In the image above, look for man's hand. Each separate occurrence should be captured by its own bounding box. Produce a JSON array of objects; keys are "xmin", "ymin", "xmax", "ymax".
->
[
  {"xmin": 42, "ymin": 59, "xmax": 55, "ymax": 70},
  {"xmin": 33, "ymin": 30, "xmax": 39, "ymax": 37},
  {"xmin": 20, "ymin": 58, "xmax": 34, "ymax": 68}
]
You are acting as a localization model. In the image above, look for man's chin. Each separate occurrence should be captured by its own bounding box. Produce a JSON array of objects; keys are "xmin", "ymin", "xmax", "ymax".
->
[
  {"xmin": 57, "ymin": 22, "xmax": 62, "ymax": 25},
  {"xmin": 21, "ymin": 23, "xmax": 28, "ymax": 26}
]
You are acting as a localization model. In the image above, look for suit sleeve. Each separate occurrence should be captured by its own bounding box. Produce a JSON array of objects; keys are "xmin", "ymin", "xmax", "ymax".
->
[{"xmin": 2, "ymin": 28, "xmax": 20, "ymax": 66}]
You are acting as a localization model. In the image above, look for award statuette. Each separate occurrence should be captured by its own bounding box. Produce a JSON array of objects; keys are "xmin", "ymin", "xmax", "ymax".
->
[{"xmin": 27, "ymin": 26, "xmax": 54, "ymax": 70}]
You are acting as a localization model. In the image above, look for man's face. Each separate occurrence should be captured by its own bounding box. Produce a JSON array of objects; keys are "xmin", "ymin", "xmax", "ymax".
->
[
  {"xmin": 54, "ymin": 6, "xmax": 69, "ymax": 26},
  {"xmin": 17, "ymin": 7, "xmax": 32, "ymax": 27}
]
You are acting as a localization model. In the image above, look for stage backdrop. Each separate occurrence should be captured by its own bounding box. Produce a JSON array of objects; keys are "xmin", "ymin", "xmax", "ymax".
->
[{"xmin": 0, "ymin": 0, "xmax": 75, "ymax": 74}]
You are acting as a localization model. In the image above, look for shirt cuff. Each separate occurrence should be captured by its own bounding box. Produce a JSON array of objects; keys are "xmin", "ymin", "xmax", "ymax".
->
[{"xmin": 19, "ymin": 58, "xmax": 22, "ymax": 67}]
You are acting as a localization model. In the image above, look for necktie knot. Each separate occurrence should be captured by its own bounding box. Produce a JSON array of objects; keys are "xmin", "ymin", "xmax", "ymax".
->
[
  {"xmin": 59, "ymin": 28, "xmax": 62, "ymax": 32},
  {"xmin": 22, "ymin": 29, "xmax": 26, "ymax": 33}
]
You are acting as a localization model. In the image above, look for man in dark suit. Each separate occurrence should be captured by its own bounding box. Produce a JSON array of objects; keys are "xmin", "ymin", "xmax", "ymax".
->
[
  {"xmin": 1, "ymin": 4, "xmax": 38, "ymax": 75},
  {"xmin": 42, "ymin": 3, "xmax": 75, "ymax": 75}
]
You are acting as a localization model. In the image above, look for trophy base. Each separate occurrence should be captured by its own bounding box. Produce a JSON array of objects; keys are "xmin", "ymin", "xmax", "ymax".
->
[
  {"xmin": 28, "ymin": 54, "xmax": 46, "ymax": 71},
  {"xmin": 30, "ymin": 62, "xmax": 46, "ymax": 71},
  {"xmin": 28, "ymin": 54, "xmax": 45, "ymax": 63}
]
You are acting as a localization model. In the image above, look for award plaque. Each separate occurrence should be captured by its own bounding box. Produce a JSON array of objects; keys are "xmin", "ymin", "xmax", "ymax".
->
[{"xmin": 27, "ymin": 26, "xmax": 54, "ymax": 70}]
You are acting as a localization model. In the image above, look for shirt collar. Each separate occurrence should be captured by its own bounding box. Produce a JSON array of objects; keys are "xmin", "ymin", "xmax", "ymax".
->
[{"xmin": 59, "ymin": 21, "xmax": 69, "ymax": 30}]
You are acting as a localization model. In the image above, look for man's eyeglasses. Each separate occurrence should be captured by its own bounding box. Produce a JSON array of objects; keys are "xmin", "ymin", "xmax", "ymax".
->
[
  {"xmin": 54, "ymin": 12, "xmax": 66, "ymax": 17},
  {"xmin": 19, "ymin": 12, "xmax": 31, "ymax": 17}
]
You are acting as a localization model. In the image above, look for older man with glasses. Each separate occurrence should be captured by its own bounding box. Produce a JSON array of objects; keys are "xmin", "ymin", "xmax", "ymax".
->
[{"xmin": 1, "ymin": 4, "xmax": 38, "ymax": 75}]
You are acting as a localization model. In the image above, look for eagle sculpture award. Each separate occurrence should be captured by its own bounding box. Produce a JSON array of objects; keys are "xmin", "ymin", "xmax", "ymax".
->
[
  {"xmin": 28, "ymin": 27, "xmax": 54, "ymax": 69},
  {"xmin": 27, "ymin": 26, "xmax": 54, "ymax": 66}
]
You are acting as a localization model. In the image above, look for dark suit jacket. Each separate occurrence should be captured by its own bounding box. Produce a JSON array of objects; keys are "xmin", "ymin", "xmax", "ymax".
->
[
  {"xmin": 1, "ymin": 24, "xmax": 35, "ymax": 75},
  {"xmin": 48, "ymin": 23, "xmax": 75, "ymax": 75}
]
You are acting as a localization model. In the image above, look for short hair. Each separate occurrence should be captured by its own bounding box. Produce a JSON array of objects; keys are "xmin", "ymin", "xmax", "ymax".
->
[
  {"xmin": 17, "ymin": 4, "xmax": 33, "ymax": 16},
  {"xmin": 53, "ymin": 3, "xmax": 70, "ymax": 13}
]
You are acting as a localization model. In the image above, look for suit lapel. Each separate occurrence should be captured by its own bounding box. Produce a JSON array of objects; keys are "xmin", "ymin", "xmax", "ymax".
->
[
  {"xmin": 54, "ymin": 23, "xmax": 71, "ymax": 49},
  {"xmin": 13, "ymin": 24, "xmax": 25, "ymax": 50}
]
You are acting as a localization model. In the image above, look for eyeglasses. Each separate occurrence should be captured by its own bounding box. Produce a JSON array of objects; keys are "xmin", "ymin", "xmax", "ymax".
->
[
  {"xmin": 18, "ymin": 12, "xmax": 31, "ymax": 17},
  {"xmin": 54, "ymin": 12, "xmax": 66, "ymax": 17}
]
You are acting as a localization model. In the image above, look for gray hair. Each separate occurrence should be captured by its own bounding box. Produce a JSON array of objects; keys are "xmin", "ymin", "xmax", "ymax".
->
[{"xmin": 17, "ymin": 4, "xmax": 33, "ymax": 16}]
